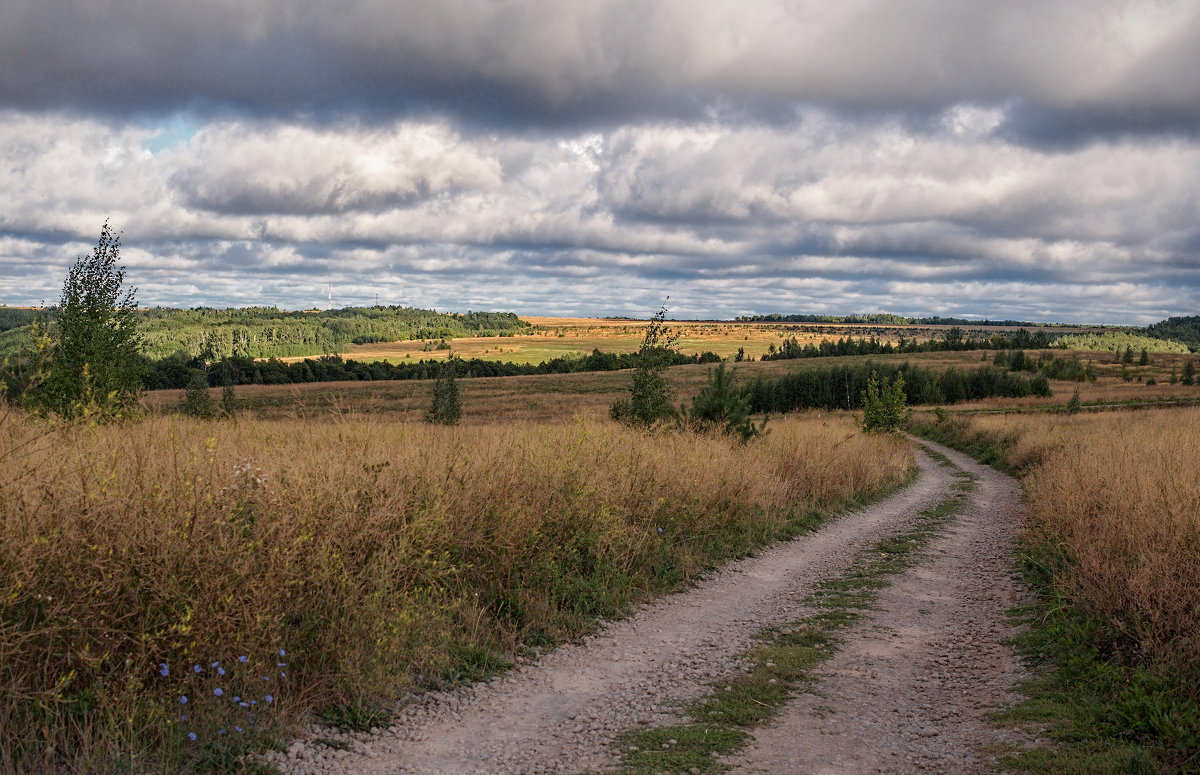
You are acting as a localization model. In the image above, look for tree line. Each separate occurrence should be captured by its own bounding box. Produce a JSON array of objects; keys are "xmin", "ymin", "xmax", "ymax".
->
[
  {"xmin": 745, "ymin": 361, "xmax": 1052, "ymax": 414},
  {"xmin": 142, "ymin": 347, "xmax": 724, "ymax": 390},
  {"xmin": 760, "ymin": 327, "xmax": 1053, "ymax": 361},
  {"xmin": 737, "ymin": 313, "xmax": 1046, "ymax": 326}
]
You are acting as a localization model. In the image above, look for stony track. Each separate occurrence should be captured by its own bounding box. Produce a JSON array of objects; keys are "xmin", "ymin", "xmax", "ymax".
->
[{"xmin": 264, "ymin": 440, "xmax": 1025, "ymax": 775}]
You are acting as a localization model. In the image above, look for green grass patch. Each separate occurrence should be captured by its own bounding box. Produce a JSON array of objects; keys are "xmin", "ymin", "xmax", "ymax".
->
[
  {"xmin": 615, "ymin": 725, "xmax": 749, "ymax": 774},
  {"xmin": 601, "ymin": 452, "xmax": 974, "ymax": 773},
  {"xmin": 318, "ymin": 703, "xmax": 391, "ymax": 733},
  {"xmin": 440, "ymin": 642, "xmax": 514, "ymax": 686}
]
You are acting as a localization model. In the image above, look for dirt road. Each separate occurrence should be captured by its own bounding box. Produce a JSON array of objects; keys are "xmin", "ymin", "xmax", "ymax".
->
[{"xmin": 265, "ymin": 440, "xmax": 1025, "ymax": 775}]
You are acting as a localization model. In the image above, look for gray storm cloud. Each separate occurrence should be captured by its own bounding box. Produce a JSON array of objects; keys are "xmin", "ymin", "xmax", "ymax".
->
[{"xmin": 3, "ymin": 0, "xmax": 1199, "ymax": 137}]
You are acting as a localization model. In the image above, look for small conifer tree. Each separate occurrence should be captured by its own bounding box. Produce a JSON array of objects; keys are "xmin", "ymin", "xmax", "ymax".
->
[
  {"xmin": 180, "ymin": 373, "xmax": 216, "ymax": 419},
  {"xmin": 425, "ymin": 359, "xmax": 462, "ymax": 425},
  {"xmin": 682, "ymin": 363, "xmax": 766, "ymax": 441},
  {"xmin": 1066, "ymin": 388, "xmax": 1082, "ymax": 414},
  {"xmin": 1139, "ymin": 348, "xmax": 1150, "ymax": 366},
  {"xmin": 1183, "ymin": 361, "xmax": 1196, "ymax": 386},
  {"xmin": 221, "ymin": 383, "xmax": 237, "ymax": 417}
]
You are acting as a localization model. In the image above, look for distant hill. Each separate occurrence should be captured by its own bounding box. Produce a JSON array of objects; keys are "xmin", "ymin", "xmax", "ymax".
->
[
  {"xmin": 1146, "ymin": 316, "xmax": 1200, "ymax": 352},
  {"xmin": 0, "ymin": 306, "xmax": 529, "ymax": 360}
]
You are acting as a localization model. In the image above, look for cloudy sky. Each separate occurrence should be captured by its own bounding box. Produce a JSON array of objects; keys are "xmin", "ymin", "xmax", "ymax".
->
[{"xmin": 2, "ymin": 1, "xmax": 1198, "ymax": 323}]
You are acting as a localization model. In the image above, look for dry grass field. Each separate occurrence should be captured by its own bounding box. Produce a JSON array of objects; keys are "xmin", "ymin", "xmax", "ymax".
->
[
  {"xmin": 912, "ymin": 408, "xmax": 1200, "ymax": 685},
  {"xmin": 0, "ymin": 409, "xmax": 911, "ymax": 773},
  {"xmin": 144, "ymin": 347, "xmax": 1200, "ymax": 423}
]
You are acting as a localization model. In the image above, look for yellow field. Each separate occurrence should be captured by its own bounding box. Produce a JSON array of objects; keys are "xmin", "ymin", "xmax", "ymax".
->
[{"xmin": 0, "ymin": 409, "xmax": 912, "ymax": 772}]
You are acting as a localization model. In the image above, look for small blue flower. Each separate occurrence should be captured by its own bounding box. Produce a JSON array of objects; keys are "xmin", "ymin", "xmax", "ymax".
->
[
  {"xmin": 180, "ymin": 695, "xmax": 188, "ymax": 704},
  {"xmin": 217, "ymin": 666, "xmax": 226, "ymax": 676},
  {"xmin": 250, "ymin": 699, "xmax": 257, "ymax": 705},
  {"xmin": 277, "ymin": 662, "xmax": 287, "ymax": 667},
  {"xmin": 279, "ymin": 649, "xmax": 286, "ymax": 656},
  {"xmin": 158, "ymin": 663, "xmax": 169, "ymax": 677},
  {"xmin": 213, "ymin": 688, "xmax": 224, "ymax": 697},
  {"xmin": 239, "ymin": 701, "xmax": 249, "ymax": 707},
  {"xmin": 180, "ymin": 714, "xmax": 188, "ymax": 722},
  {"xmin": 238, "ymin": 655, "xmax": 248, "ymax": 663},
  {"xmin": 187, "ymin": 732, "xmax": 197, "ymax": 741},
  {"xmin": 233, "ymin": 696, "xmax": 241, "ymax": 702},
  {"xmin": 218, "ymin": 728, "xmax": 227, "ymax": 735},
  {"xmin": 192, "ymin": 664, "xmax": 202, "ymax": 673},
  {"xmin": 264, "ymin": 694, "xmax": 273, "ymax": 703},
  {"xmin": 211, "ymin": 661, "xmax": 220, "ymax": 668},
  {"xmin": 234, "ymin": 725, "xmax": 243, "ymax": 733},
  {"xmin": 279, "ymin": 671, "xmax": 287, "ymax": 678},
  {"xmin": 657, "ymin": 526, "xmax": 663, "ymax": 533},
  {"xmin": 262, "ymin": 676, "xmax": 270, "ymax": 681}
]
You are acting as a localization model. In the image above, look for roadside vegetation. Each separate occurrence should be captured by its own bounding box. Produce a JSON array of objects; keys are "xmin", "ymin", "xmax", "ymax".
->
[
  {"xmin": 0, "ymin": 410, "xmax": 911, "ymax": 773},
  {"xmin": 909, "ymin": 409, "xmax": 1200, "ymax": 772},
  {"xmin": 746, "ymin": 361, "xmax": 1051, "ymax": 414}
]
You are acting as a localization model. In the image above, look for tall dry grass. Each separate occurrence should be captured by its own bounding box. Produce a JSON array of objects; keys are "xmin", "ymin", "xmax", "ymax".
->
[
  {"xmin": 0, "ymin": 409, "xmax": 910, "ymax": 773},
  {"xmin": 913, "ymin": 409, "xmax": 1200, "ymax": 683}
]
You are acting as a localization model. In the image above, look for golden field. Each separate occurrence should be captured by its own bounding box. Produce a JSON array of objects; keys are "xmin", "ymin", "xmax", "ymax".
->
[
  {"xmin": 0, "ymin": 409, "xmax": 911, "ymax": 773},
  {"xmin": 320, "ymin": 317, "xmax": 1109, "ymax": 366}
]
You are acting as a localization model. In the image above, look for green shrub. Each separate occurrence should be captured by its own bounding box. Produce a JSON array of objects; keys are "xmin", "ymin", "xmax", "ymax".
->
[
  {"xmin": 861, "ymin": 370, "xmax": 908, "ymax": 434},
  {"xmin": 179, "ymin": 374, "xmax": 216, "ymax": 419},
  {"xmin": 611, "ymin": 303, "xmax": 679, "ymax": 427}
]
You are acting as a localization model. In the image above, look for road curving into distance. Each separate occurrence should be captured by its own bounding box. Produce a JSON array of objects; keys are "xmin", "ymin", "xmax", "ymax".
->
[{"xmin": 265, "ymin": 440, "xmax": 1026, "ymax": 775}]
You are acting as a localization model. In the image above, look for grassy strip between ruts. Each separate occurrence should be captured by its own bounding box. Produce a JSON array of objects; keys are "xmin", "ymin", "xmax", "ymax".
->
[{"xmin": 592, "ymin": 448, "xmax": 976, "ymax": 775}]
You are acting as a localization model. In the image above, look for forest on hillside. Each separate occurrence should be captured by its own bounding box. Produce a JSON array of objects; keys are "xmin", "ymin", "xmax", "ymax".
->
[
  {"xmin": 1146, "ymin": 316, "xmax": 1200, "ymax": 352},
  {"xmin": 0, "ymin": 306, "xmax": 529, "ymax": 360}
]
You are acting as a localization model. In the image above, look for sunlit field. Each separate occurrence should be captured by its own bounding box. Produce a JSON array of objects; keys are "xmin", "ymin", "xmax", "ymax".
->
[{"xmin": 319, "ymin": 317, "xmax": 1110, "ymax": 366}]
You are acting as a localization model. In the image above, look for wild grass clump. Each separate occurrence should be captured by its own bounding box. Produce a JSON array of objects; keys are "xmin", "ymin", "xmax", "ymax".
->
[{"xmin": 0, "ymin": 409, "xmax": 910, "ymax": 773}]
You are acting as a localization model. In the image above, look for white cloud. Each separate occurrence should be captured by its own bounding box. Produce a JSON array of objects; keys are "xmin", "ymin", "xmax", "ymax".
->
[{"xmin": 0, "ymin": 101, "xmax": 1198, "ymax": 323}]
